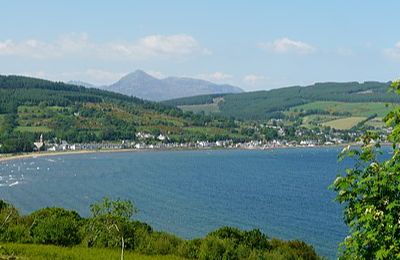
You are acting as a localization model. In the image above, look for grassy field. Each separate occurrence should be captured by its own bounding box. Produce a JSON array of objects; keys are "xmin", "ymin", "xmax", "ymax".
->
[
  {"xmin": 178, "ymin": 97, "xmax": 223, "ymax": 115},
  {"xmin": 291, "ymin": 101, "xmax": 393, "ymax": 117},
  {"xmin": 322, "ymin": 117, "xmax": 366, "ymax": 130},
  {"xmin": 364, "ymin": 117, "xmax": 386, "ymax": 128},
  {"xmin": 0, "ymin": 243, "xmax": 183, "ymax": 260},
  {"xmin": 301, "ymin": 114, "xmax": 340, "ymax": 128}
]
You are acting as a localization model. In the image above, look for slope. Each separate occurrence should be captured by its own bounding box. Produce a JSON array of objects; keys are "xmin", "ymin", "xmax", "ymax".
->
[
  {"xmin": 105, "ymin": 70, "xmax": 243, "ymax": 101},
  {"xmin": 163, "ymin": 81, "xmax": 397, "ymax": 120},
  {"xmin": 0, "ymin": 75, "xmax": 246, "ymax": 153}
]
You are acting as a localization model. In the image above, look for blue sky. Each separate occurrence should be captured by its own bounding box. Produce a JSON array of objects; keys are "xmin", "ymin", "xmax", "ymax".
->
[{"xmin": 0, "ymin": 0, "xmax": 399, "ymax": 90}]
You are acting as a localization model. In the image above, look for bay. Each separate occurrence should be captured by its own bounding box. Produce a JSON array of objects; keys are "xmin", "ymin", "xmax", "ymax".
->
[{"xmin": 0, "ymin": 148, "xmax": 348, "ymax": 259}]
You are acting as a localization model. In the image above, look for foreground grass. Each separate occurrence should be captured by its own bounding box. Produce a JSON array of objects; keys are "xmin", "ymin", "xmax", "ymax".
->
[{"xmin": 0, "ymin": 243, "xmax": 183, "ymax": 260}]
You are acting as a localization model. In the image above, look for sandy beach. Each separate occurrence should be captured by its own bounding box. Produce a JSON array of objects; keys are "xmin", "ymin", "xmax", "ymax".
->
[
  {"xmin": 0, "ymin": 143, "xmax": 356, "ymax": 163},
  {"xmin": 0, "ymin": 149, "xmax": 142, "ymax": 163}
]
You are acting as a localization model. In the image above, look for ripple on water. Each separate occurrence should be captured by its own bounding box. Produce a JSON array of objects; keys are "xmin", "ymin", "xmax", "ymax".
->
[{"xmin": 0, "ymin": 148, "xmax": 354, "ymax": 259}]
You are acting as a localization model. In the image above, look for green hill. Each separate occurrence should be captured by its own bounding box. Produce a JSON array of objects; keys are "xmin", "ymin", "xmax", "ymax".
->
[
  {"xmin": 162, "ymin": 82, "xmax": 397, "ymax": 129},
  {"xmin": 0, "ymin": 75, "xmax": 246, "ymax": 153}
]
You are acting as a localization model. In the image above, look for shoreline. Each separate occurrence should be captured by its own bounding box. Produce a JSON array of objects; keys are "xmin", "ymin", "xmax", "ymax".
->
[{"xmin": 0, "ymin": 144, "xmax": 354, "ymax": 163}]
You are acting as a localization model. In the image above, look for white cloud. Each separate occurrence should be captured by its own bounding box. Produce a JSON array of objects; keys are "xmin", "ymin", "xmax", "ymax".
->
[
  {"xmin": 107, "ymin": 34, "xmax": 210, "ymax": 59},
  {"xmin": 259, "ymin": 38, "xmax": 315, "ymax": 55},
  {"xmin": 0, "ymin": 33, "xmax": 91, "ymax": 59},
  {"xmin": 0, "ymin": 33, "xmax": 209, "ymax": 60},
  {"xmin": 198, "ymin": 72, "xmax": 233, "ymax": 82},
  {"xmin": 243, "ymin": 74, "xmax": 265, "ymax": 85},
  {"xmin": 384, "ymin": 41, "xmax": 400, "ymax": 61}
]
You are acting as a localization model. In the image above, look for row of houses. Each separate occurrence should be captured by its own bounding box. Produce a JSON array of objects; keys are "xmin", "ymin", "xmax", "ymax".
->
[
  {"xmin": 46, "ymin": 142, "xmax": 126, "ymax": 151},
  {"xmin": 42, "ymin": 137, "xmax": 348, "ymax": 153}
]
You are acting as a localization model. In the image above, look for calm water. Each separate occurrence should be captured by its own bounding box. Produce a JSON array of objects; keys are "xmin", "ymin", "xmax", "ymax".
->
[{"xmin": 0, "ymin": 148, "xmax": 348, "ymax": 258}]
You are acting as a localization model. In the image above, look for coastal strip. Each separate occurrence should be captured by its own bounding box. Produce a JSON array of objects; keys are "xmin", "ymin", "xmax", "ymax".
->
[{"xmin": 0, "ymin": 143, "xmax": 356, "ymax": 163}]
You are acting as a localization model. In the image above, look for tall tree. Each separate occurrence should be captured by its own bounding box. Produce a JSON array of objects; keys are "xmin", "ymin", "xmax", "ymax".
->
[{"xmin": 87, "ymin": 197, "xmax": 137, "ymax": 260}]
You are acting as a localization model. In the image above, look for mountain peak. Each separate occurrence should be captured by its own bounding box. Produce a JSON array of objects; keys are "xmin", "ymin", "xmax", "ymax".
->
[
  {"xmin": 127, "ymin": 69, "xmax": 152, "ymax": 77},
  {"xmin": 106, "ymin": 70, "xmax": 244, "ymax": 101},
  {"xmin": 67, "ymin": 80, "xmax": 95, "ymax": 88},
  {"xmin": 133, "ymin": 69, "xmax": 149, "ymax": 75},
  {"xmin": 122, "ymin": 70, "xmax": 154, "ymax": 80}
]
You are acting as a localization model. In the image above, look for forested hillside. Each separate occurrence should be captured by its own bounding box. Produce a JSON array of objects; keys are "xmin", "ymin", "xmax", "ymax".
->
[
  {"xmin": 0, "ymin": 75, "xmax": 246, "ymax": 153},
  {"xmin": 163, "ymin": 81, "xmax": 396, "ymax": 120}
]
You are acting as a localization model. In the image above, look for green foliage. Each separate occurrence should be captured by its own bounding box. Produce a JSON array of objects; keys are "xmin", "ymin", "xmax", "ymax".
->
[
  {"xmin": 262, "ymin": 127, "xmax": 279, "ymax": 141},
  {"xmin": 90, "ymin": 197, "xmax": 136, "ymax": 220},
  {"xmin": 30, "ymin": 207, "xmax": 82, "ymax": 246},
  {"xmin": 208, "ymin": 226, "xmax": 270, "ymax": 250},
  {"xmin": 269, "ymin": 239, "xmax": 320, "ymax": 260},
  {"xmin": 331, "ymin": 80, "xmax": 400, "ymax": 259},
  {"xmin": 137, "ymin": 232, "xmax": 182, "ymax": 255},
  {"xmin": 0, "ymin": 198, "xmax": 321, "ymax": 259},
  {"xmin": 198, "ymin": 236, "xmax": 234, "ymax": 260},
  {"xmin": 86, "ymin": 197, "xmax": 137, "ymax": 249},
  {"xmin": 184, "ymin": 227, "xmax": 319, "ymax": 260},
  {"xmin": 0, "ymin": 200, "xmax": 33, "ymax": 243}
]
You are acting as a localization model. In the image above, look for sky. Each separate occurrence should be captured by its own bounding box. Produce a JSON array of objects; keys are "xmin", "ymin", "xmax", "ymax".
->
[{"xmin": 0, "ymin": 0, "xmax": 399, "ymax": 91}]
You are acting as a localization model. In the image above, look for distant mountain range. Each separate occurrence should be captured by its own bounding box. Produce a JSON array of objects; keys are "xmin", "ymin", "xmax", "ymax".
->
[
  {"xmin": 68, "ymin": 70, "xmax": 243, "ymax": 101},
  {"xmin": 67, "ymin": 80, "xmax": 95, "ymax": 89}
]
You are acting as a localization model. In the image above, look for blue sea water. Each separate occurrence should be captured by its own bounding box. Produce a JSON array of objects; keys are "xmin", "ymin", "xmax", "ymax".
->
[{"xmin": 0, "ymin": 148, "xmax": 349, "ymax": 258}]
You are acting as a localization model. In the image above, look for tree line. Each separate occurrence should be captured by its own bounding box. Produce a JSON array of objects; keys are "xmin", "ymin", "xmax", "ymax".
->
[{"xmin": 0, "ymin": 198, "xmax": 320, "ymax": 260}]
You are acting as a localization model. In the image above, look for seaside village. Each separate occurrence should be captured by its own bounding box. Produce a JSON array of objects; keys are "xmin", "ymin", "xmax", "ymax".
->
[{"xmin": 31, "ymin": 125, "xmax": 362, "ymax": 153}]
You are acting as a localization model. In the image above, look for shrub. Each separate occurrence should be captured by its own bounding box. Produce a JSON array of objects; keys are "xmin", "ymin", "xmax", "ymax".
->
[
  {"xmin": 0, "ymin": 224, "xmax": 31, "ymax": 243},
  {"xmin": 30, "ymin": 207, "xmax": 82, "ymax": 246},
  {"xmin": 198, "ymin": 236, "xmax": 238, "ymax": 260},
  {"xmin": 177, "ymin": 239, "xmax": 202, "ymax": 259},
  {"xmin": 243, "ymin": 229, "xmax": 270, "ymax": 250},
  {"xmin": 136, "ymin": 232, "xmax": 182, "ymax": 255}
]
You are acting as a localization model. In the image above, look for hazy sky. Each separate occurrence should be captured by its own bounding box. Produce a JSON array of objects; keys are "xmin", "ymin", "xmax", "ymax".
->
[{"xmin": 1, "ymin": 1, "xmax": 399, "ymax": 90}]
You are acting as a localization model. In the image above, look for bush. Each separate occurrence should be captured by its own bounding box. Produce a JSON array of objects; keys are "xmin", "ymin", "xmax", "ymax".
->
[
  {"xmin": 0, "ymin": 224, "xmax": 31, "ymax": 243},
  {"xmin": 198, "ymin": 236, "xmax": 228, "ymax": 260},
  {"xmin": 0, "ymin": 200, "xmax": 28, "ymax": 243},
  {"xmin": 208, "ymin": 227, "xmax": 270, "ymax": 251},
  {"xmin": 177, "ymin": 239, "xmax": 201, "ymax": 259},
  {"xmin": 269, "ymin": 239, "xmax": 319, "ymax": 260},
  {"xmin": 30, "ymin": 207, "xmax": 82, "ymax": 246},
  {"xmin": 136, "ymin": 232, "xmax": 182, "ymax": 255}
]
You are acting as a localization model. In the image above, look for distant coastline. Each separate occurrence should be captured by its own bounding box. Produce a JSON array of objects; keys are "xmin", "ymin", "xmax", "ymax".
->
[{"xmin": 0, "ymin": 143, "xmax": 355, "ymax": 163}]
